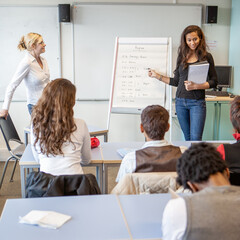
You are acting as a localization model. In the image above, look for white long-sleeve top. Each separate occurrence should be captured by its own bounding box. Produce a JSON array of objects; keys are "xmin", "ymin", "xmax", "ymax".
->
[
  {"xmin": 2, "ymin": 52, "xmax": 50, "ymax": 110},
  {"xmin": 31, "ymin": 118, "xmax": 92, "ymax": 176}
]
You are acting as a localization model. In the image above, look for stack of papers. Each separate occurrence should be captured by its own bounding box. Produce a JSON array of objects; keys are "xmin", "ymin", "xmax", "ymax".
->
[
  {"xmin": 188, "ymin": 61, "xmax": 209, "ymax": 84},
  {"xmin": 19, "ymin": 210, "xmax": 71, "ymax": 229}
]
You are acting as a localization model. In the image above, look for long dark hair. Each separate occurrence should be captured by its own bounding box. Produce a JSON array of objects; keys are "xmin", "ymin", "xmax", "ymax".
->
[{"xmin": 176, "ymin": 25, "xmax": 207, "ymax": 69}]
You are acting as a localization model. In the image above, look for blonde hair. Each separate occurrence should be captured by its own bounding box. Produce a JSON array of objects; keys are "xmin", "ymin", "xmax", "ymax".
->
[
  {"xmin": 32, "ymin": 78, "xmax": 77, "ymax": 156},
  {"xmin": 17, "ymin": 32, "xmax": 42, "ymax": 51}
]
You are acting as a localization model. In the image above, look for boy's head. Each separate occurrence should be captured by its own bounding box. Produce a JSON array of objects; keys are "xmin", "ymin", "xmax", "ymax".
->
[
  {"xmin": 141, "ymin": 105, "xmax": 169, "ymax": 140},
  {"xmin": 230, "ymin": 96, "xmax": 240, "ymax": 133},
  {"xmin": 176, "ymin": 142, "xmax": 228, "ymax": 191}
]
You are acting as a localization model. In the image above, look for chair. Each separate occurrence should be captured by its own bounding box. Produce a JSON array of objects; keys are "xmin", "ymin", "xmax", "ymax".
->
[
  {"xmin": 111, "ymin": 172, "xmax": 179, "ymax": 195},
  {"xmin": 0, "ymin": 114, "xmax": 25, "ymax": 189},
  {"xmin": 229, "ymin": 172, "xmax": 240, "ymax": 186},
  {"xmin": 26, "ymin": 171, "xmax": 101, "ymax": 198}
]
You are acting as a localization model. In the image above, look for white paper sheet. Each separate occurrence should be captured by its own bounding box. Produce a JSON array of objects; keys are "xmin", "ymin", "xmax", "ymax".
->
[
  {"xmin": 19, "ymin": 210, "xmax": 71, "ymax": 229},
  {"xmin": 188, "ymin": 62, "xmax": 209, "ymax": 84}
]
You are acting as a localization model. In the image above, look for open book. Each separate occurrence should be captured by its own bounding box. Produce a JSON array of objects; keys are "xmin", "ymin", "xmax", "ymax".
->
[{"xmin": 188, "ymin": 61, "xmax": 209, "ymax": 84}]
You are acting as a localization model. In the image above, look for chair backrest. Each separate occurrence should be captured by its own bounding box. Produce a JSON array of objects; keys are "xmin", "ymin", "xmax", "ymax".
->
[
  {"xmin": 0, "ymin": 114, "xmax": 21, "ymax": 151},
  {"xmin": 111, "ymin": 172, "xmax": 178, "ymax": 195},
  {"xmin": 230, "ymin": 172, "xmax": 240, "ymax": 186},
  {"xmin": 26, "ymin": 171, "xmax": 101, "ymax": 198}
]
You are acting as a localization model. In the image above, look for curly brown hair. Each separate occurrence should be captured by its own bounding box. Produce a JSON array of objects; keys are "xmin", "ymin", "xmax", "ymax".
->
[
  {"xmin": 176, "ymin": 25, "xmax": 207, "ymax": 69},
  {"xmin": 32, "ymin": 78, "xmax": 76, "ymax": 156}
]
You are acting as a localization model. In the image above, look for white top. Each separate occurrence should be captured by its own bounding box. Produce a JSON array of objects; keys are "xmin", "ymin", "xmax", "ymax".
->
[
  {"xmin": 116, "ymin": 140, "xmax": 187, "ymax": 182},
  {"xmin": 162, "ymin": 198, "xmax": 187, "ymax": 240},
  {"xmin": 31, "ymin": 118, "xmax": 91, "ymax": 176},
  {"xmin": 2, "ymin": 52, "xmax": 50, "ymax": 110}
]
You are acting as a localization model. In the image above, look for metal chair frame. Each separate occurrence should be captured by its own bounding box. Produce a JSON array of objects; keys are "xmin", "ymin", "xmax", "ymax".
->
[{"xmin": 0, "ymin": 115, "xmax": 25, "ymax": 189}]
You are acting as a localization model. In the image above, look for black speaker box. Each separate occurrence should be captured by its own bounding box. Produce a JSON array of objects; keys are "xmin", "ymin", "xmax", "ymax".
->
[
  {"xmin": 205, "ymin": 6, "xmax": 218, "ymax": 24},
  {"xmin": 59, "ymin": 4, "xmax": 71, "ymax": 22}
]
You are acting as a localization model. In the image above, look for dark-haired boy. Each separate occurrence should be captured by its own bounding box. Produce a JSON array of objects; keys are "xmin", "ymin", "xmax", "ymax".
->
[
  {"xmin": 116, "ymin": 105, "xmax": 186, "ymax": 182},
  {"xmin": 162, "ymin": 142, "xmax": 240, "ymax": 240}
]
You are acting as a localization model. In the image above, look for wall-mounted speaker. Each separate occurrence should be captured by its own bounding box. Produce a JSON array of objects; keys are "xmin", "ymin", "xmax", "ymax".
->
[
  {"xmin": 59, "ymin": 4, "xmax": 71, "ymax": 22},
  {"xmin": 205, "ymin": 6, "xmax": 218, "ymax": 24}
]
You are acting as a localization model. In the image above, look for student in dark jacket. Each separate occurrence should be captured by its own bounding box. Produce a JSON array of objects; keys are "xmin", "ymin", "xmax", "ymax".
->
[
  {"xmin": 149, "ymin": 25, "xmax": 217, "ymax": 141},
  {"xmin": 217, "ymin": 96, "xmax": 240, "ymax": 174}
]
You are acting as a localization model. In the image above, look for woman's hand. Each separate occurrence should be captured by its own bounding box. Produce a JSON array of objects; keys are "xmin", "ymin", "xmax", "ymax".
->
[
  {"xmin": 148, "ymin": 69, "xmax": 161, "ymax": 80},
  {"xmin": 0, "ymin": 109, "xmax": 8, "ymax": 119},
  {"xmin": 184, "ymin": 81, "xmax": 197, "ymax": 91}
]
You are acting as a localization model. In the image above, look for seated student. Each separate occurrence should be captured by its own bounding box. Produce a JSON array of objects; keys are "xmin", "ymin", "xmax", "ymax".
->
[
  {"xmin": 162, "ymin": 142, "xmax": 240, "ymax": 240},
  {"xmin": 31, "ymin": 78, "xmax": 91, "ymax": 176},
  {"xmin": 217, "ymin": 96, "xmax": 240, "ymax": 173},
  {"xmin": 116, "ymin": 105, "xmax": 186, "ymax": 182}
]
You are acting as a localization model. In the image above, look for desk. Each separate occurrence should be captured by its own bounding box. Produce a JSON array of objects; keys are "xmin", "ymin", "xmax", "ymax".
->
[
  {"xmin": 20, "ymin": 141, "xmax": 231, "ymax": 195},
  {"xmin": 20, "ymin": 141, "xmax": 189, "ymax": 195},
  {"xmin": 20, "ymin": 145, "xmax": 103, "ymax": 198},
  {"xmin": 0, "ymin": 194, "xmax": 171, "ymax": 239},
  {"xmin": 24, "ymin": 125, "xmax": 108, "ymax": 145},
  {"xmin": 206, "ymin": 96, "xmax": 233, "ymax": 140}
]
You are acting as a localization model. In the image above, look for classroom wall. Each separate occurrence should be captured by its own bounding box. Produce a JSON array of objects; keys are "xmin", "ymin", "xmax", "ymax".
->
[
  {"xmin": 0, "ymin": 0, "xmax": 232, "ymax": 151},
  {"xmin": 229, "ymin": 0, "xmax": 240, "ymax": 95}
]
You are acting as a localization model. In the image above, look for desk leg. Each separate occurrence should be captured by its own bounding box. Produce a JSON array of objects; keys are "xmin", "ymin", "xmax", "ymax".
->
[
  {"xmin": 20, "ymin": 166, "xmax": 26, "ymax": 198},
  {"xmin": 104, "ymin": 133, "xmax": 108, "ymax": 142},
  {"xmin": 24, "ymin": 131, "xmax": 28, "ymax": 146},
  {"xmin": 213, "ymin": 102, "xmax": 221, "ymax": 140},
  {"xmin": 95, "ymin": 164, "xmax": 103, "ymax": 194},
  {"xmin": 216, "ymin": 103, "xmax": 221, "ymax": 140},
  {"xmin": 103, "ymin": 164, "xmax": 108, "ymax": 194},
  {"xmin": 213, "ymin": 102, "xmax": 220, "ymax": 140}
]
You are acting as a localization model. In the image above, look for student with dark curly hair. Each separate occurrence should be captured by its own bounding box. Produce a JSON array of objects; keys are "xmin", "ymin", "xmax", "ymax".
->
[
  {"xmin": 31, "ymin": 78, "xmax": 91, "ymax": 175},
  {"xmin": 162, "ymin": 142, "xmax": 240, "ymax": 240},
  {"xmin": 149, "ymin": 25, "xmax": 218, "ymax": 141},
  {"xmin": 217, "ymin": 96, "xmax": 240, "ymax": 174}
]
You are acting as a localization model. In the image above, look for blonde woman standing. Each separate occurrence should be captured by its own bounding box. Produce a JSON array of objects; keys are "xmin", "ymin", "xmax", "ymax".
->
[{"xmin": 0, "ymin": 32, "xmax": 50, "ymax": 118}]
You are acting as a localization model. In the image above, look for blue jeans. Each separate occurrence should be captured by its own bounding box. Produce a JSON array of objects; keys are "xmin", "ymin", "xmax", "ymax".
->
[
  {"xmin": 27, "ymin": 104, "xmax": 34, "ymax": 115},
  {"xmin": 175, "ymin": 98, "xmax": 206, "ymax": 141}
]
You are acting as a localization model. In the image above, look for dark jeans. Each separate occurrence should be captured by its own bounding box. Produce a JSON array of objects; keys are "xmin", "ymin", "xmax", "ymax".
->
[
  {"xmin": 175, "ymin": 98, "xmax": 206, "ymax": 141},
  {"xmin": 27, "ymin": 104, "xmax": 34, "ymax": 115}
]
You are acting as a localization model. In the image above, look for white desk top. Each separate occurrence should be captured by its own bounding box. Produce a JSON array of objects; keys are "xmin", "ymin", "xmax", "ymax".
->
[
  {"xmin": 119, "ymin": 194, "xmax": 170, "ymax": 239},
  {"xmin": 0, "ymin": 195, "xmax": 129, "ymax": 240},
  {"xmin": 0, "ymin": 194, "xmax": 171, "ymax": 240}
]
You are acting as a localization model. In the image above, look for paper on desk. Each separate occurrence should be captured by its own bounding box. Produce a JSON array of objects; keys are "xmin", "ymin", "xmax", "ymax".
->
[
  {"xmin": 117, "ymin": 148, "xmax": 136, "ymax": 158},
  {"xmin": 19, "ymin": 210, "xmax": 71, "ymax": 229},
  {"xmin": 188, "ymin": 61, "xmax": 209, "ymax": 84}
]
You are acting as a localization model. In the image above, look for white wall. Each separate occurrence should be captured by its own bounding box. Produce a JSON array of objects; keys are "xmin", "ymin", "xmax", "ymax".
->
[
  {"xmin": 0, "ymin": 0, "xmax": 232, "ymax": 149},
  {"xmin": 229, "ymin": 0, "xmax": 240, "ymax": 95}
]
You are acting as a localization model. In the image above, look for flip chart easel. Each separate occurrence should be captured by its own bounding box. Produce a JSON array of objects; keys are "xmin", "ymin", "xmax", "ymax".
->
[{"xmin": 108, "ymin": 37, "xmax": 173, "ymax": 139}]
